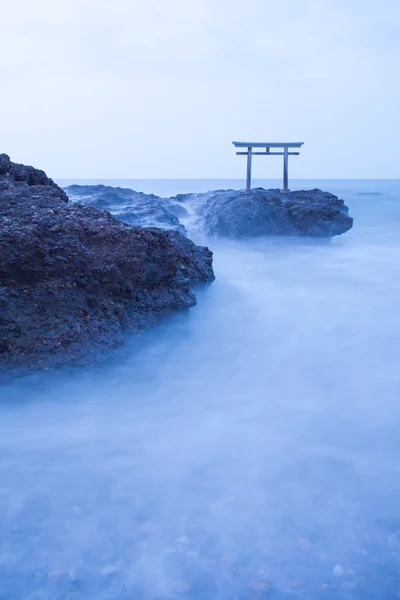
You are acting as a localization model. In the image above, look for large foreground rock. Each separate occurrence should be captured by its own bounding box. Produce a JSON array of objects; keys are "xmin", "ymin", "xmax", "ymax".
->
[
  {"xmin": 0, "ymin": 155, "xmax": 214, "ymax": 373},
  {"xmin": 65, "ymin": 184, "xmax": 188, "ymax": 235},
  {"xmin": 174, "ymin": 188, "xmax": 353, "ymax": 238}
]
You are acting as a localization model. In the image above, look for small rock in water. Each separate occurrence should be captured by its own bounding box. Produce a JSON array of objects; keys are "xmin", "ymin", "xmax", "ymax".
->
[
  {"xmin": 174, "ymin": 581, "xmax": 191, "ymax": 595},
  {"xmin": 289, "ymin": 578, "xmax": 308, "ymax": 590},
  {"xmin": 356, "ymin": 192, "xmax": 382, "ymax": 196},
  {"xmin": 176, "ymin": 534, "xmax": 190, "ymax": 543},
  {"xmin": 333, "ymin": 564, "xmax": 346, "ymax": 577},
  {"xmin": 321, "ymin": 583, "xmax": 331, "ymax": 591},
  {"xmin": 387, "ymin": 532, "xmax": 400, "ymax": 550},
  {"xmin": 341, "ymin": 581, "xmax": 357, "ymax": 591},
  {"xmin": 47, "ymin": 570, "xmax": 72, "ymax": 587},
  {"xmin": 298, "ymin": 537, "xmax": 312, "ymax": 550},
  {"xmin": 248, "ymin": 580, "xmax": 270, "ymax": 593}
]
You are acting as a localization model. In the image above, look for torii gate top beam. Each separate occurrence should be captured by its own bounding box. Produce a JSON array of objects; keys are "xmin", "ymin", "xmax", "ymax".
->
[
  {"xmin": 232, "ymin": 142, "xmax": 303, "ymax": 148},
  {"xmin": 232, "ymin": 141, "xmax": 304, "ymax": 191}
]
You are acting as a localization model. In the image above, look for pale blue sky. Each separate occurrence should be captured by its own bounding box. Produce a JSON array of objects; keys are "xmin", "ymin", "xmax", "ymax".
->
[{"xmin": 1, "ymin": 0, "xmax": 399, "ymax": 178}]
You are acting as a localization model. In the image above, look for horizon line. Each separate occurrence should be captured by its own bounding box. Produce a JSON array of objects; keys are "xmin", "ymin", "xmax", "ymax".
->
[{"xmin": 55, "ymin": 177, "xmax": 400, "ymax": 181}]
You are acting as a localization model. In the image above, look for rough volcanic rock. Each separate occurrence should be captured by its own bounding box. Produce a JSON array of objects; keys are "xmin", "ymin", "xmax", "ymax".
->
[
  {"xmin": 0, "ymin": 153, "xmax": 68, "ymax": 198},
  {"xmin": 174, "ymin": 188, "xmax": 353, "ymax": 238},
  {"xmin": 0, "ymin": 155, "xmax": 214, "ymax": 373},
  {"xmin": 65, "ymin": 184, "xmax": 188, "ymax": 235}
]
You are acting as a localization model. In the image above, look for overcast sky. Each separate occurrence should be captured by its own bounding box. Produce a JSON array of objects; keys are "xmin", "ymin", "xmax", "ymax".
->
[{"xmin": 1, "ymin": 0, "xmax": 399, "ymax": 178}]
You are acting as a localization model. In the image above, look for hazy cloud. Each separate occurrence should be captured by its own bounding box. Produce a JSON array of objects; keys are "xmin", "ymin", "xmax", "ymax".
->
[{"xmin": 1, "ymin": 0, "xmax": 399, "ymax": 177}]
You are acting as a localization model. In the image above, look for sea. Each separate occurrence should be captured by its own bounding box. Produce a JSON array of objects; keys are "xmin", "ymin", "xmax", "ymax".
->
[{"xmin": 1, "ymin": 178, "xmax": 400, "ymax": 600}]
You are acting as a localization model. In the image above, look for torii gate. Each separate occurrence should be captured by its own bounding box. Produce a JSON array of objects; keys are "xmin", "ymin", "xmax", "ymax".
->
[{"xmin": 232, "ymin": 141, "xmax": 304, "ymax": 192}]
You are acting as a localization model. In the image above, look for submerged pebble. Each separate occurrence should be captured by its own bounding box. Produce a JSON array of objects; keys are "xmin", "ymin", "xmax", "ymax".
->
[{"xmin": 333, "ymin": 565, "xmax": 346, "ymax": 577}]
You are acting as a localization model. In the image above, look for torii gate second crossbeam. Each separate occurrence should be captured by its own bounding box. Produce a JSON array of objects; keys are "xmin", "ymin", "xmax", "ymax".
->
[{"xmin": 232, "ymin": 141, "xmax": 304, "ymax": 191}]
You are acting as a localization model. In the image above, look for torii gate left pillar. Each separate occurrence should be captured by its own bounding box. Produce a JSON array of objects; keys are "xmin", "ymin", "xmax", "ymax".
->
[{"xmin": 233, "ymin": 141, "xmax": 304, "ymax": 191}]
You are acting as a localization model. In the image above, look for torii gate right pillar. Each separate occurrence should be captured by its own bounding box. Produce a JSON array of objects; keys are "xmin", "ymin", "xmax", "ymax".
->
[
  {"xmin": 246, "ymin": 147, "xmax": 252, "ymax": 190},
  {"xmin": 283, "ymin": 147, "xmax": 289, "ymax": 192}
]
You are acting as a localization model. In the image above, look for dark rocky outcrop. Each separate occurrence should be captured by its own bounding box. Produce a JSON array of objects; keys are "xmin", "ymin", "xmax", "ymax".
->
[
  {"xmin": 0, "ymin": 155, "xmax": 214, "ymax": 373},
  {"xmin": 65, "ymin": 184, "xmax": 353, "ymax": 240},
  {"xmin": 0, "ymin": 153, "xmax": 68, "ymax": 193},
  {"xmin": 174, "ymin": 188, "xmax": 353, "ymax": 238},
  {"xmin": 65, "ymin": 184, "xmax": 188, "ymax": 235}
]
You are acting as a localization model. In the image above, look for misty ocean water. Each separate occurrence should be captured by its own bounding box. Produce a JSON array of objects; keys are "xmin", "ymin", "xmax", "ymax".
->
[{"xmin": 1, "ymin": 179, "xmax": 400, "ymax": 600}]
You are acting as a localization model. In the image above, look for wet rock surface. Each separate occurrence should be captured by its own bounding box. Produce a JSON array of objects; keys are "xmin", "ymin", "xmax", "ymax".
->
[
  {"xmin": 65, "ymin": 184, "xmax": 188, "ymax": 235},
  {"xmin": 0, "ymin": 156, "xmax": 214, "ymax": 373},
  {"xmin": 65, "ymin": 185, "xmax": 353, "ymax": 240},
  {"xmin": 174, "ymin": 188, "xmax": 353, "ymax": 238}
]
